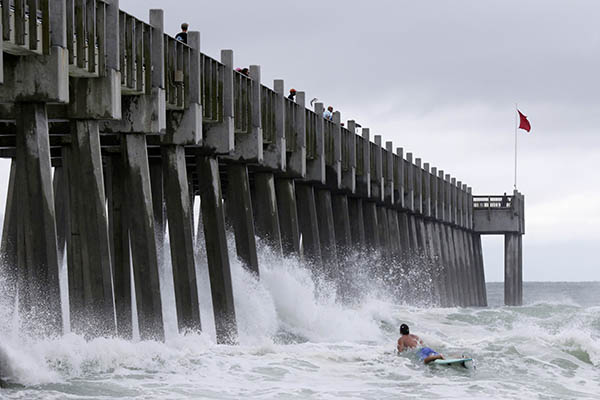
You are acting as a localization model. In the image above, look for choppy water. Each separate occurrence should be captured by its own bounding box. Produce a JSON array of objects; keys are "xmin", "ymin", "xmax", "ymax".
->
[{"xmin": 1, "ymin": 239, "xmax": 599, "ymax": 399}]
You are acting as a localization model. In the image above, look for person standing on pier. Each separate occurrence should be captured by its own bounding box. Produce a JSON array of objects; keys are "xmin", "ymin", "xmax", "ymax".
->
[
  {"xmin": 288, "ymin": 88, "xmax": 297, "ymax": 101},
  {"xmin": 176, "ymin": 23, "xmax": 189, "ymax": 43},
  {"xmin": 324, "ymin": 105, "xmax": 334, "ymax": 120}
]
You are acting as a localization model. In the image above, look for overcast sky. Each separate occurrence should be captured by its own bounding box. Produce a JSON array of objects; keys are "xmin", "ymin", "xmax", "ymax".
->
[{"xmin": 2, "ymin": 0, "xmax": 598, "ymax": 282}]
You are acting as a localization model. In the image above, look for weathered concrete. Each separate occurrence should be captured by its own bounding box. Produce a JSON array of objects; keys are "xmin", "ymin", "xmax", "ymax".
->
[
  {"xmin": 0, "ymin": 160, "xmax": 18, "ymax": 307},
  {"xmin": 348, "ymin": 197, "xmax": 366, "ymax": 249},
  {"xmin": 296, "ymin": 183, "xmax": 322, "ymax": 265},
  {"xmin": 15, "ymin": 102, "xmax": 62, "ymax": 335},
  {"xmin": 65, "ymin": 120, "xmax": 115, "ymax": 336},
  {"xmin": 122, "ymin": 133, "xmax": 164, "ymax": 341},
  {"xmin": 332, "ymin": 194, "xmax": 352, "ymax": 257},
  {"xmin": 505, "ymin": 233, "xmax": 523, "ymax": 306},
  {"xmin": 363, "ymin": 201, "xmax": 379, "ymax": 251},
  {"xmin": 315, "ymin": 189, "xmax": 338, "ymax": 266},
  {"xmin": 398, "ymin": 212, "xmax": 411, "ymax": 257},
  {"xmin": 275, "ymin": 178, "xmax": 301, "ymax": 256},
  {"xmin": 377, "ymin": 206, "xmax": 391, "ymax": 259},
  {"xmin": 105, "ymin": 155, "xmax": 133, "ymax": 339},
  {"xmin": 196, "ymin": 155, "xmax": 238, "ymax": 343},
  {"xmin": 473, "ymin": 233, "xmax": 488, "ymax": 306},
  {"xmin": 251, "ymin": 172, "xmax": 283, "ymax": 253},
  {"xmin": 387, "ymin": 209, "xmax": 402, "ymax": 259},
  {"xmin": 226, "ymin": 164, "xmax": 260, "ymax": 274},
  {"xmin": 162, "ymin": 145, "xmax": 201, "ymax": 332}
]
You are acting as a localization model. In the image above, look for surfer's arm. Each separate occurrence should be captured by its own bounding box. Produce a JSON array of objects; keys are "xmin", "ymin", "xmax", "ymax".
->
[{"xmin": 397, "ymin": 340, "xmax": 404, "ymax": 353}]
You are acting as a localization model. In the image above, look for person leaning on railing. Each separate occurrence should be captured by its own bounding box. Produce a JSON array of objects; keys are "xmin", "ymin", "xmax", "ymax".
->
[{"xmin": 176, "ymin": 23, "xmax": 188, "ymax": 44}]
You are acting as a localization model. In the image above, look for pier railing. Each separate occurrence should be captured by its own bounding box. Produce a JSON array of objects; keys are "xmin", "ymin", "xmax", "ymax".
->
[
  {"xmin": 200, "ymin": 53, "xmax": 224, "ymax": 123},
  {"xmin": 340, "ymin": 126, "xmax": 353, "ymax": 172},
  {"xmin": 261, "ymin": 85, "xmax": 277, "ymax": 144},
  {"xmin": 164, "ymin": 34, "xmax": 190, "ymax": 110},
  {"xmin": 324, "ymin": 118, "xmax": 335, "ymax": 166},
  {"xmin": 119, "ymin": 10, "xmax": 151, "ymax": 94},
  {"xmin": 473, "ymin": 195, "xmax": 513, "ymax": 209},
  {"xmin": 355, "ymin": 134, "xmax": 366, "ymax": 176},
  {"xmin": 233, "ymin": 70, "xmax": 252, "ymax": 134},
  {"xmin": 305, "ymin": 108, "xmax": 318, "ymax": 160},
  {"xmin": 67, "ymin": 0, "xmax": 111, "ymax": 76},
  {"xmin": 284, "ymin": 97, "xmax": 298, "ymax": 152},
  {"xmin": 2, "ymin": 0, "xmax": 50, "ymax": 55}
]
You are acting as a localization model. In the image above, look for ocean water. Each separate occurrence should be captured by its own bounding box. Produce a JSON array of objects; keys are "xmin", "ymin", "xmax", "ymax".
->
[{"xmin": 1, "ymin": 238, "xmax": 599, "ymax": 399}]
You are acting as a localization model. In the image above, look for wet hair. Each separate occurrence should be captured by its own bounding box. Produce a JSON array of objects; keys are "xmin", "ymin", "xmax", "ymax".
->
[
  {"xmin": 400, "ymin": 324, "xmax": 409, "ymax": 335},
  {"xmin": 181, "ymin": 23, "xmax": 189, "ymax": 31}
]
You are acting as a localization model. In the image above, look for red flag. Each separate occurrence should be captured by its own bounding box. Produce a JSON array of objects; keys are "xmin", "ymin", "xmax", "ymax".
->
[{"xmin": 518, "ymin": 109, "xmax": 531, "ymax": 132}]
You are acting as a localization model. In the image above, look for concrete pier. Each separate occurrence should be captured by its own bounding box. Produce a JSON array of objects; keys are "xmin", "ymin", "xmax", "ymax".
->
[{"xmin": 0, "ymin": 2, "xmax": 526, "ymax": 348}]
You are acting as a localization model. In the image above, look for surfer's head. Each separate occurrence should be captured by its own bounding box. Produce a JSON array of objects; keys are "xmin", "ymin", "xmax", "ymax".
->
[{"xmin": 400, "ymin": 324, "xmax": 409, "ymax": 335}]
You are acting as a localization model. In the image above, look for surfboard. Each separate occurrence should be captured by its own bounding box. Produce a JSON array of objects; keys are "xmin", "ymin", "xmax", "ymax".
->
[{"xmin": 431, "ymin": 357, "xmax": 472, "ymax": 368}]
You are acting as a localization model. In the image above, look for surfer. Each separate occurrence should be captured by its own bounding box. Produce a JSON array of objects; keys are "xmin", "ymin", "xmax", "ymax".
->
[{"xmin": 397, "ymin": 323, "xmax": 444, "ymax": 364}]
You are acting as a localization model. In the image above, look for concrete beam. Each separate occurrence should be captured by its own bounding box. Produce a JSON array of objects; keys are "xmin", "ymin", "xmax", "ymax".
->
[
  {"xmin": 196, "ymin": 155, "xmax": 238, "ymax": 343},
  {"xmin": 122, "ymin": 134, "xmax": 164, "ymax": 340},
  {"xmin": 251, "ymin": 172, "xmax": 283, "ymax": 253},
  {"xmin": 504, "ymin": 233, "xmax": 523, "ymax": 306},
  {"xmin": 15, "ymin": 102, "xmax": 62, "ymax": 335},
  {"xmin": 395, "ymin": 148, "xmax": 405, "ymax": 209},
  {"xmin": 226, "ymin": 164, "xmax": 260, "ymax": 274},
  {"xmin": 363, "ymin": 201, "xmax": 379, "ymax": 251},
  {"xmin": 295, "ymin": 183, "xmax": 322, "ymax": 265},
  {"xmin": 341, "ymin": 120, "xmax": 356, "ymax": 193},
  {"xmin": 275, "ymin": 178, "xmax": 301, "ymax": 256},
  {"xmin": 315, "ymin": 189, "xmax": 338, "ymax": 276},
  {"xmin": 66, "ymin": 120, "xmax": 116, "ymax": 336},
  {"xmin": 163, "ymin": 145, "xmax": 201, "ymax": 332},
  {"xmin": 371, "ymin": 136, "xmax": 383, "ymax": 202},
  {"xmin": 105, "ymin": 154, "xmax": 132, "ymax": 338},
  {"xmin": 0, "ymin": 160, "xmax": 18, "ymax": 308},
  {"xmin": 348, "ymin": 197, "xmax": 366, "ymax": 250},
  {"xmin": 332, "ymin": 194, "xmax": 352, "ymax": 257},
  {"xmin": 405, "ymin": 153, "xmax": 415, "ymax": 212}
]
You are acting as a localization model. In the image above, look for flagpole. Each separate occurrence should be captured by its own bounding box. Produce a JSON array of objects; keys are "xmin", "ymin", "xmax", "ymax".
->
[{"xmin": 514, "ymin": 103, "xmax": 518, "ymax": 190}]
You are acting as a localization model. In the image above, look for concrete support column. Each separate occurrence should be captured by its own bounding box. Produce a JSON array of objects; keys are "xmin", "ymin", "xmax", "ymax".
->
[
  {"xmin": 348, "ymin": 197, "xmax": 366, "ymax": 249},
  {"xmin": 473, "ymin": 233, "xmax": 488, "ymax": 306},
  {"xmin": 226, "ymin": 164, "xmax": 259, "ymax": 274},
  {"xmin": 424, "ymin": 221, "xmax": 442, "ymax": 307},
  {"xmin": 105, "ymin": 155, "xmax": 132, "ymax": 339},
  {"xmin": 332, "ymin": 194, "xmax": 352, "ymax": 258},
  {"xmin": 504, "ymin": 233, "xmax": 523, "ymax": 306},
  {"xmin": 431, "ymin": 222, "xmax": 449, "ymax": 307},
  {"xmin": 362, "ymin": 201, "xmax": 379, "ymax": 251},
  {"xmin": 275, "ymin": 178, "xmax": 301, "ymax": 256},
  {"xmin": 398, "ymin": 212, "xmax": 411, "ymax": 258},
  {"xmin": 65, "ymin": 120, "xmax": 116, "ymax": 336},
  {"xmin": 444, "ymin": 225, "xmax": 461, "ymax": 307},
  {"xmin": 463, "ymin": 229, "xmax": 478, "ymax": 306},
  {"xmin": 196, "ymin": 155, "xmax": 238, "ymax": 343},
  {"xmin": 407, "ymin": 214, "xmax": 419, "ymax": 255},
  {"xmin": 163, "ymin": 145, "xmax": 201, "ymax": 332},
  {"xmin": 122, "ymin": 134, "xmax": 164, "ymax": 341},
  {"xmin": 251, "ymin": 172, "xmax": 283, "ymax": 253},
  {"xmin": 15, "ymin": 102, "xmax": 62, "ymax": 335},
  {"xmin": 315, "ymin": 189, "xmax": 338, "ymax": 271},
  {"xmin": 377, "ymin": 206, "xmax": 391, "ymax": 259},
  {"xmin": 295, "ymin": 183, "xmax": 322, "ymax": 265},
  {"xmin": 149, "ymin": 159, "xmax": 166, "ymax": 257},
  {"xmin": 387, "ymin": 209, "xmax": 402, "ymax": 259},
  {"xmin": 0, "ymin": 160, "xmax": 18, "ymax": 308},
  {"xmin": 452, "ymin": 227, "xmax": 468, "ymax": 307}
]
